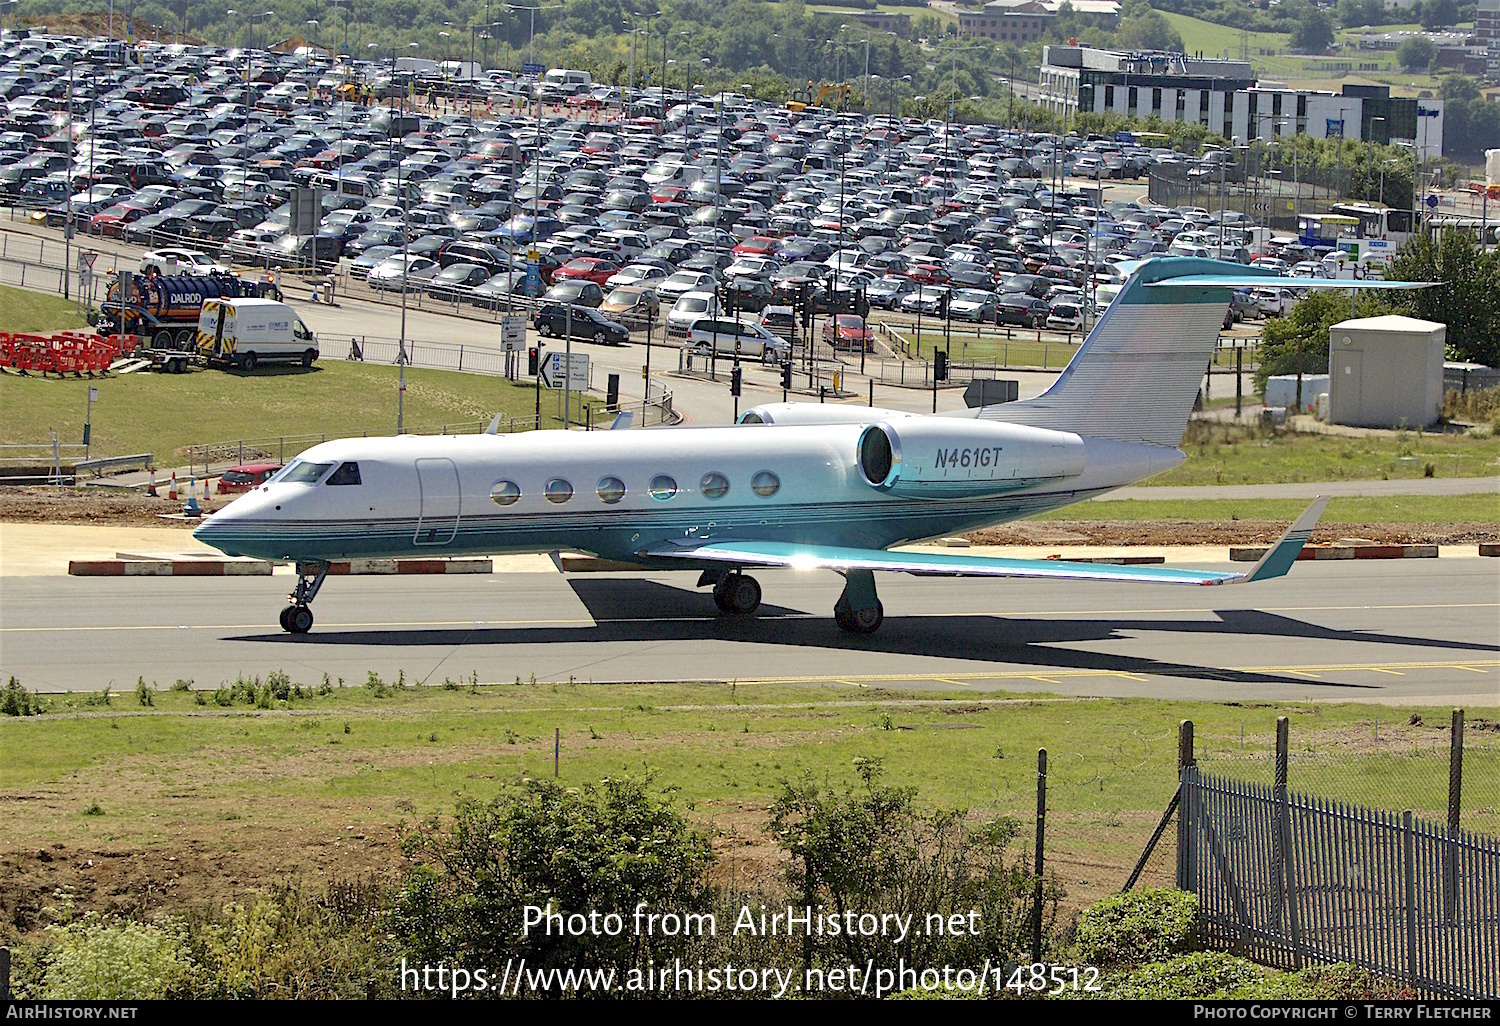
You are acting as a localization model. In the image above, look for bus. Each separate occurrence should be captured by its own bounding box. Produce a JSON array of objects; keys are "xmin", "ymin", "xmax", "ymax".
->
[
  {"xmin": 1329, "ymin": 202, "xmax": 1415, "ymax": 245},
  {"xmin": 1297, "ymin": 213, "xmax": 1361, "ymax": 249}
]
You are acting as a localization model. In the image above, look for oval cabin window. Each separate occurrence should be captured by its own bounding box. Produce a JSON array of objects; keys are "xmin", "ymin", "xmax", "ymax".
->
[
  {"xmin": 700, "ymin": 472, "xmax": 730, "ymax": 499},
  {"xmin": 751, "ymin": 471, "xmax": 780, "ymax": 497},
  {"xmin": 648, "ymin": 475, "xmax": 677, "ymax": 501},
  {"xmin": 596, "ymin": 476, "xmax": 626, "ymax": 504},
  {"xmin": 490, "ymin": 480, "xmax": 521, "ymax": 506},
  {"xmin": 544, "ymin": 478, "xmax": 574, "ymax": 504}
]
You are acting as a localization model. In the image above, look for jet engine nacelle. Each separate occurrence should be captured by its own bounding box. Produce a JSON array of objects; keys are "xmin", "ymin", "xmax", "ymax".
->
[{"xmin": 857, "ymin": 418, "xmax": 1085, "ymax": 498}]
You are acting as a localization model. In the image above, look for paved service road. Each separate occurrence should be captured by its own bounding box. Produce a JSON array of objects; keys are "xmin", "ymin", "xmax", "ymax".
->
[
  {"xmin": 1105, "ymin": 477, "xmax": 1500, "ymax": 501},
  {"xmin": 4, "ymin": 559, "xmax": 1496, "ymax": 703}
]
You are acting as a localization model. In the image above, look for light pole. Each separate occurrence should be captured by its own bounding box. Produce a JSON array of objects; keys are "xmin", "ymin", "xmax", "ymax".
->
[
  {"xmin": 507, "ymin": 2, "xmax": 562, "ymax": 75},
  {"xmin": 307, "ymin": 19, "xmax": 318, "ymax": 54}
]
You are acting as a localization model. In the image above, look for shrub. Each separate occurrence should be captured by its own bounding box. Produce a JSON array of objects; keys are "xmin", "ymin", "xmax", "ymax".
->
[
  {"xmin": 135, "ymin": 678, "xmax": 154, "ymax": 707},
  {"xmin": 40, "ymin": 913, "xmax": 199, "ymax": 999},
  {"xmin": 2, "ymin": 675, "xmax": 44, "ymax": 716},
  {"xmin": 267, "ymin": 670, "xmax": 293, "ymax": 702},
  {"xmin": 196, "ymin": 884, "xmax": 389, "ymax": 999},
  {"xmin": 1226, "ymin": 961, "xmax": 1407, "ymax": 999},
  {"xmin": 1073, "ymin": 950, "xmax": 1266, "ymax": 999},
  {"xmin": 770, "ymin": 759, "xmax": 1058, "ymax": 971},
  {"xmin": 171, "ymin": 679, "xmax": 193, "ymax": 692},
  {"xmin": 391, "ymin": 776, "xmax": 715, "ymax": 991},
  {"xmin": 1074, "ymin": 889, "xmax": 1199, "ymax": 966}
]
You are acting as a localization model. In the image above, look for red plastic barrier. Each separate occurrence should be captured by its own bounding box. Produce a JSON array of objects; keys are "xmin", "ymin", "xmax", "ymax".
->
[{"xmin": 0, "ymin": 330, "xmax": 127, "ymax": 373}]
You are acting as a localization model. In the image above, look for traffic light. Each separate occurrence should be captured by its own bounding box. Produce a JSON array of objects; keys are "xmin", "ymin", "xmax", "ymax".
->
[
  {"xmin": 730, "ymin": 364, "xmax": 742, "ymax": 397},
  {"xmin": 781, "ymin": 361, "xmax": 793, "ymax": 391},
  {"xmin": 934, "ymin": 350, "xmax": 949, "ymax": 383},
  {"xmin": 527, "ymin": 347, "xmax": 539, "ymax": 376}
]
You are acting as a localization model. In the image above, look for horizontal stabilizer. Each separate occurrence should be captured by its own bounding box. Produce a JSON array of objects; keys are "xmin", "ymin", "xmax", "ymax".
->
[{"xmin": 645, "ymin": 498, "xmax": 1328, "ymax": 588}]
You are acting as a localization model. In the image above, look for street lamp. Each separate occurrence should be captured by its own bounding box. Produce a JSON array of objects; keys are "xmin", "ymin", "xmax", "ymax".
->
[{"xmin": 307, "ymin": 19, "xmax": 318, "ymax": 54}]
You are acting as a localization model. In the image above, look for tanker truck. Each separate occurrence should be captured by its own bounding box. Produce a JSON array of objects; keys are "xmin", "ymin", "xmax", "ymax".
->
[{"xmin": 99, "ymin": 271, "xmax": 283, "ymax": 368}]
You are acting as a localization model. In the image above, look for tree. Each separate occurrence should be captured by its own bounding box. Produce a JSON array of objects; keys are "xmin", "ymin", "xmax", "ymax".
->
[
  {"xmin": 1255, "ymin": 290, "xmax": 1384, "ymax": 393},
  {"xmin": 1289, "ymin": 9, "xmax": 1335, "ymax": 52},
  {"xmin": 1116, "ymin": 9, "xmax": 1185, "ymax": 52},
  {"xmin": 1439, "ymin": 74, "xmax": 1480, "ymax": 102},
  {"xmin": 1420, "ymin": 0, "xmax": 1459, "ymax": 28},
  {"xmin": 1397, "ymin": 36, "xmax": 1436, "ymax": 73},
  {"xmin": 1389, "ymin": 230, "xmax": 1500, "ymax": 367}
]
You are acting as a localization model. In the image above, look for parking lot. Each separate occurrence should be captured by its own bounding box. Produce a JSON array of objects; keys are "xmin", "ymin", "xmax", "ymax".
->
[{"xmin": 1, "ymin": 31, "xmax": 1285, "ymax": 421}]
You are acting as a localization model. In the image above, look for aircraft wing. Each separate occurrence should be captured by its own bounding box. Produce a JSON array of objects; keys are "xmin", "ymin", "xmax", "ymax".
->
[
  {"xmin": 1144, "ymin": 277, "xmax": 1431, "ymax": 290},
  {"xmin": 646, "ymin": 498, "xmax": 1328, "ymax": 588}
]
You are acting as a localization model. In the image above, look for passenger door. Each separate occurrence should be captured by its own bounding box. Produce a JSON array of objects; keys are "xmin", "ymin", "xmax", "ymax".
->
[{"xmin": 413, "ymin": 458, "xmax": 461, "ymax": 546}]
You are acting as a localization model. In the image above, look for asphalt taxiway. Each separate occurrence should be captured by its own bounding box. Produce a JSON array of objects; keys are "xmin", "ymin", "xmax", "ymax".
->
[{"xmin": 2, "ymin": 558, "xmax": 1496, "ymax": 703}]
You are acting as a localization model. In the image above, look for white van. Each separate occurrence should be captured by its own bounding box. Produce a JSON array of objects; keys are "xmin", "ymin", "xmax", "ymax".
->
[
  {"xmin": 198, "ymin": 298, "xmax": 319, "ymax": 370},
  {"xmin": 541, "ymin": 68, "xmax": 593, "ymax": 92}
]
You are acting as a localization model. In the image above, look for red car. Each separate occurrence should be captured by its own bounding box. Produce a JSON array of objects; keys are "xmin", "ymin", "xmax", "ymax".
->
[
  {"xmin": 651, "ymin": 185, "xmax": 686, "ymax": 204},
  {"xmin": 553, "ymin": 257, "xmax": 620, "ymax": 286},
  {"xmin": 905, "ymin": 263, "xmax": 950, "ymax": 285},
  {"xmin": 732, "ymin": 236, "xmax": 781, "ymax": 258},
  {"xmin": 90, "ymin": 203, "xmax": 149, "ymax": 238},
  {"xmin": 216, "ymin": 463, "xmax": 282, "ymax": 494},
  {"xmin": 822, "ymin": 314, "xmax": 875, "ymax": 353}
]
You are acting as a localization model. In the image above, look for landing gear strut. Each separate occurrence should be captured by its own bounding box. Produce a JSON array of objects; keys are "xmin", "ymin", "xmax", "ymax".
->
[
  {"xmin": 834, "ymin": 569, "xmax": 883, "ymax": 634},
  {"xmin": 280, "ymin": 562, "xmax": 328, "ymax": 634},
  {"xmin": 702, "ymin": 568, "xmax": 762, "ymax": 615}
]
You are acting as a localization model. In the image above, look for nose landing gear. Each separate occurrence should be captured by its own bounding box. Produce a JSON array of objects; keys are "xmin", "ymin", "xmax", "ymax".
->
[{"xmin": 280, "ymin": 562, "xmax": 329, "ymax": 634}]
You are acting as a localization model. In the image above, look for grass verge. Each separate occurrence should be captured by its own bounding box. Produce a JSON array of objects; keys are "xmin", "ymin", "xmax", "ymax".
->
[
  {"xmin": 0, "ymin": 359, "xmax": 589, "ymax": 459},
  {"xmin": 1, "ymin": 680, "xmax": 1494, "ymax": 920},
  {"xmin": 1151, "ymin": 420, "xmax": 1500, "ymax": 487},
  {"xmin": 0, "ymin": 283, "xmax": 92, "ymax": 334}
]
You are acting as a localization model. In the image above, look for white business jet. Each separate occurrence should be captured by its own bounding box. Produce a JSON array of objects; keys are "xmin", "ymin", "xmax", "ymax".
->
[{"xmin": 194, "ymin": 257, "xmax": 1428, "ymax": 635}]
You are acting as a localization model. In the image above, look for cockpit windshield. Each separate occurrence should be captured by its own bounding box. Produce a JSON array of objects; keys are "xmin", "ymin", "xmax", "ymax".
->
[{"xmin": 273, "ymin": 460, "xmax": 335, "ymax": 485}]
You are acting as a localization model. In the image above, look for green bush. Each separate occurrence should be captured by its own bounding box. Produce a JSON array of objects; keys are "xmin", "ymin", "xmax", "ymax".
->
[
  {"xmin": 39, "ymin": 913, "xmax": 199, "ymax": 999},
  {"xmin": 392, "ymin": 776, "xmax": 715, "ymax": 991},
  {"xmin": 1226, "ymin": 961, "xmax": 1407, "ymax": 999},
  {"xmin": 135, "ymin": 677, "xmax": 154, "ymax": 707},
  {"xmin": 2, "ymin": 675, "xmax": 45, "ymax": 716},
  {"xmin": 770, "ymin": 759, "xmax": 1058, "ymax": 971},
  {"xmin": 1073, "ymin": 950, "xmax": 1267, "ymax": 999},
  {"xmin": 1074, "ymin": 889, "xmax": 1199, "ymax": 967}
]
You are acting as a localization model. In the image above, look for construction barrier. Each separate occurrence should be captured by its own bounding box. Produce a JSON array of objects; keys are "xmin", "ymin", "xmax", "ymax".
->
[
  {"xmin": 69, "ymin": 559, "xmax": 273, "ymax": 576},
  {"xmin": 1229, "ymin": 544, "xmax": 1439, "ymax": 562},
  {"xmin": 0, "ymin": 331, "xmax": 137, "ymax": 375},
  {"xmin": 297, "ymin": 558, "xmax": 493, "ymax": 575}
]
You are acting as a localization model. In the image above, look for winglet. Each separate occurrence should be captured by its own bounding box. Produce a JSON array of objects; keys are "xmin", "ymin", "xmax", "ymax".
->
[
  {"xmin": 1238, "ymin": 496, "xmax": 1329, "ymax": 583},
  {"xmin": 485, "ymin": 412, "xmax": 504, "ymax": 435}
]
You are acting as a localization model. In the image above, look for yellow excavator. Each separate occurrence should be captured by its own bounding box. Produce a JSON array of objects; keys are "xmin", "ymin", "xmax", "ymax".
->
[{"xmin": 789, "ymin": 81, "xmax": 849, "ymax": 112}]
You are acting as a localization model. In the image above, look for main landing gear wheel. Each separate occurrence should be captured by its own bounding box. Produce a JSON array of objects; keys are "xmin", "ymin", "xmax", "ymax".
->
[
  {"xmin": 280, "ymin": 562, "xmax": 329, "ymax": 634},
  {"xmin": 711, "ymin": 572, "xmax": 762, "ymax": 615},
  {"xmin": 834, "ymin": 569, "xmax": 883, "ymax": 634},
  {"xmin": 833, "ymin": 594, "xmax": 883, "ymax": 634}
]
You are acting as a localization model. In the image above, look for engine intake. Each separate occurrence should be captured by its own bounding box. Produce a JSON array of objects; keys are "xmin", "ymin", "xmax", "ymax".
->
[{"xmin": 857, "ymin": 419, "xmax": 1085, "ymax": 498}]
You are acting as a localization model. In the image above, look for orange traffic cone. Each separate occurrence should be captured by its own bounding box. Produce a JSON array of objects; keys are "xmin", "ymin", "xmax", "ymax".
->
[
  {"xmin": 168, "ymin": 472, "xmax": 178, "ymax": 501},
  {"xmin": 147, "ymin": 467, "xmax": 157, "ymax": 496}
]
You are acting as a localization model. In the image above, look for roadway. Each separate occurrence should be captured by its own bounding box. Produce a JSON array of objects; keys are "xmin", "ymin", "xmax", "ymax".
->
[{"xmin": 3, "ymin": 558, "xmax": 1496, "ymax": 702}]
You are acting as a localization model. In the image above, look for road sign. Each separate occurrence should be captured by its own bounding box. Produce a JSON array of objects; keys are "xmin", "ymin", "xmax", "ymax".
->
[
  {"xmin": 500, "ymin": 315, "xmax": 526, "ymax": 351},
  {"xmin": 78, "ymin": 250, "xmax": 97, "ymax": 272},
  {"xmin": 540, "ymin": 352, "xmax": 588, "ymax": 390},
  {"xmin": 523, "ymin": 261, "xmax": 544, "ymax": 297},
  {"xmin": 1426, "ymin": 194, "xmax": 1439, "ymax": 209},
  {"xmin": 522, "ymin": 62, "xmax": 544, "ymax": 76}
]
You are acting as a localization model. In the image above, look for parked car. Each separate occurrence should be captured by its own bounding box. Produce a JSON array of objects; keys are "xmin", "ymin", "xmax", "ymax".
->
[
  {"xmin": 996, "ymin": 294, "xmax": 1052, "ymax": 328},
  {"xmin": 532, "ymin": 303, "xmax": 630, "ymax": 345},
  {"xmin": 822, "ymin": 314, "xmax": 875, "ymax": 353},
  {"xmin": 216, "ymin": 463, "xmax": 281, "ymax": 494},
  {"xmin": 684, "ymin": 317, "xmax": 790, "ymax": 363}
]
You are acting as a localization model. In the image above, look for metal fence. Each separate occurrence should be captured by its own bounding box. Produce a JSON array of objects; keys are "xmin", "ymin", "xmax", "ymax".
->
[{"xmin": 1179, "ymin": 765, "xmax": 1499, "ymax": 998}]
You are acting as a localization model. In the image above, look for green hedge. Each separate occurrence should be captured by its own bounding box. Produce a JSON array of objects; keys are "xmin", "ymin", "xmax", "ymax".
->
[{"xmin": 1074, "ymin": 889, "xmax": 1199, "ymax": 967}]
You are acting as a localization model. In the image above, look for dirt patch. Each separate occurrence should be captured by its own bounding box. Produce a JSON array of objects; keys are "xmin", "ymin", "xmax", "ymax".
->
[
  {"xmin": 966, "ymin": 520, "xmax": 1500, "ymax": 546},
  {"xmin": 0, "ymin": 486, "xmax": 230, "ymax": 527}
]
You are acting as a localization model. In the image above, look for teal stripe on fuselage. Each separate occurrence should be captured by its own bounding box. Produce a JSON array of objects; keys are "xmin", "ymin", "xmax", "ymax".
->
[{"xmin": 194, "ymin": 488, "xmax": 1109, "ymax": 562}]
